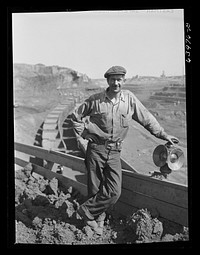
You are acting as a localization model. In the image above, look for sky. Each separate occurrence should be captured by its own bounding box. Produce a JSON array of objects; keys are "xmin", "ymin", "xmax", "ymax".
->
[{"xmin": 12, "ymin": 9, "xmax": 185, "ymax": 78}]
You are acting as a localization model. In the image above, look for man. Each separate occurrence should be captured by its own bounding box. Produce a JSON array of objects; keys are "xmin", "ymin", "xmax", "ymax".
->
[{"xmin": 71, "ymin": 66, "xmax": 179, "ymax": 235}]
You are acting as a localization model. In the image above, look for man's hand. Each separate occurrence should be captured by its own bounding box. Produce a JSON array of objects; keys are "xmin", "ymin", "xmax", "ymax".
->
[
  {"xmin": 165, "ymin": 135, "xmax": 179, "ymax": 145},
  {"xmin": 84, "ymin": 134, "xmax": 99, "ymax": 144}
]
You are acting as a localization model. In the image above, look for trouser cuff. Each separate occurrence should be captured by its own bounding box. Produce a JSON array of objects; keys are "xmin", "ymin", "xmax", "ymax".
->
[{"xmin": 77, "ymin": 205, "xmax": 94, "ymax": 221}]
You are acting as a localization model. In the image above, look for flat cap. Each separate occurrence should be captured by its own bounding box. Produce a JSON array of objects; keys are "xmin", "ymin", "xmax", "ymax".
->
[{"xmin": 104, "ymin": 66, "xmax": 127, "ymax": 78}]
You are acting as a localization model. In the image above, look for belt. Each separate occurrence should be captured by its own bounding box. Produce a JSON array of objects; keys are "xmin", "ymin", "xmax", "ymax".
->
[{"xmin": 91, "ymin": 138, "xmax": 123, "ymax": 150}]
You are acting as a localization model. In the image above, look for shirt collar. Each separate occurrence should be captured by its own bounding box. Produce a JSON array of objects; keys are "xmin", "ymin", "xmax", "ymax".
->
[{"xmin": 104, "ymin": 88, "xmax": 125, "ymax": 102}]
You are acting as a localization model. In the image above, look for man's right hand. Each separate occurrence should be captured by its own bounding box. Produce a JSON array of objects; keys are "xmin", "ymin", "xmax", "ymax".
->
[{"xmin": 84, "ymin": 134, "xmax": 99, "ymax": 143}]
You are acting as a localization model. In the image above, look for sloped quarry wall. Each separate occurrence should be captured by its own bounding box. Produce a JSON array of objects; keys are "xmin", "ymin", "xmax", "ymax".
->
[{"xmin": 14, "ymin": 63, "xmax": 91, "ymax": 98}]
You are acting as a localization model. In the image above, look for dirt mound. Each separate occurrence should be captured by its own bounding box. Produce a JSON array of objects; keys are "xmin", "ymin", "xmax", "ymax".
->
[
  {"xmin": 126, "ymin": 209, "xmax": 163, "ymax": 243},
  {"xmin": 15, "ymin": 168, "xmax": 189, "ymax": 245}
]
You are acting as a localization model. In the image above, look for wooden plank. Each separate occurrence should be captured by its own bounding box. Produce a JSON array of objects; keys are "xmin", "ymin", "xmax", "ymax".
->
[
  {"xmin": 55, "ymin": 107, "xmax": 67, "ymax": 110},
  {"xmin": 62, "ymin": 127, "xmax": 74, "ymax": 130},
  {"xmin": 43, "ymin": 130, "xmax": 58, "ymax": 140},
  {"xmin": 43, "ymin": 123, "xmax": 58, "ymax": 130},
  {"xmin": 44, "ymin": 118, "xmax": 58, "ymax": 124},
  {"xmin": 63, "ymin": 137, "xmax": 77, "ymax": 140},
  {"xmin": 14, "ymin": 142, "xmax": 187, "ymax": 191},
  {"xmin": 62, "ymin": 166, "xmax": 87, "ymax": 186},
  {"xmin": 35, "ymin": 167, "xmax": 87, "ymax": 196},
  {"xmin": 50, "ymin": 110, "xmax": 63, "ymax": 113},
  {"xmin": 48, "ymin": 111, "xmax": 62, "ymax": 115},
  {"xmin": 113, "ymin": 200, "xmax": 138, "ymax": 217},
  {"xmin": 42, "ymin": 140, "xmax": 58, "ymax": 149},
  {"xmin": 46, "ymin": 114, "xmax": 59, "ymax": 119},
  {"xmin": 56, "ymin": 104, "xmax": 69, "ymax": 107},
  {"xmin": 122, "ymin": 168, "xmax": 187, "ymax": 190},
  {"xmin": 42, "ymin": 129, "xmax": 58, "ymax": 133},
  {"xmin": 122, "ymin": 174, "xmax": 188, "ymax": 208},
  {"xmin": 14, "ymin": 142, "xmax": 86, "ymax": 172},
  {"xmin": 58, "ymin": 109, "xmax": 72, "ymax": 128},
  {"xmin": 121, "ymin": 157, "xmax": 138, "ymax": 173},
  {"xmin": 15, "ymin": 157, "xmax": 33, "ymax": 170},
  {"xmin": 15, "ymin": 157, "xmax": 87, "ymax": 196},
  {"xmin": 119, "ymin": 188, "xmax": 188, "ymax": 226}
]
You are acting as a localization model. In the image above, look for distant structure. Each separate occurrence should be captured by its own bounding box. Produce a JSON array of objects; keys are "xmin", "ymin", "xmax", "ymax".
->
[
  {"xmin": 83, "ymin": 74, "xmax": 89, "ymax": 83},
  {"xmin": 160, "ymin": 70, "xmax": 166, "ymax": 78}
]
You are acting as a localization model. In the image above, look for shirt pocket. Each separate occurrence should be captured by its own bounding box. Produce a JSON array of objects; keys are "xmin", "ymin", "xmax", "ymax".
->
[
  {"xmin": 120, "ymin": 114, "xmax": 129, "ymax": 128},
  {"xmin": 90, "ymin": 111, "xmax": 108, "ymax": 128},
  {"xmin": 93, "ymin": 111, "xmax": 107, "ymax": 120}
]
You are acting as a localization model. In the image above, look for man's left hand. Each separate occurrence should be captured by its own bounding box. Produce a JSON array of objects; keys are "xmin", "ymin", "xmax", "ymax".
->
[{"xmin": 165, "ymin": 135, "xmax": 179, "ymax": 145}]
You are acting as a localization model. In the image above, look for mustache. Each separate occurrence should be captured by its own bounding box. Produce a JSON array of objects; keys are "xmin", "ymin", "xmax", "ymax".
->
[
  {"xmin": 111, "ymin": 85, "xmax": 121, "ymax": 88},
  {"xmin": 111, "ymin": 84, "xmax": 121, "ymax": 86}
]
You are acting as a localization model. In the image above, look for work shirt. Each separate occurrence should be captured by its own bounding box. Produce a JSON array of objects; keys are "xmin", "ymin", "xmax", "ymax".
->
[{"xmin": 71, "ymin": 89, "xmax": 168, "ymax": 142}]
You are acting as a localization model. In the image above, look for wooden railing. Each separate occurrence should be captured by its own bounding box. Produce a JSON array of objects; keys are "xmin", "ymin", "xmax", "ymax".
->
[{"xmin": 14, "ymin": 142, "xmax": 188, "ymax": 226}]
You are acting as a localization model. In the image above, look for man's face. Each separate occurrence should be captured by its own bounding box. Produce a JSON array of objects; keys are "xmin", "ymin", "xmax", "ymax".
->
[{"xmin": 107, "ymin": 74, "xmax": 125, "ymax": 94}]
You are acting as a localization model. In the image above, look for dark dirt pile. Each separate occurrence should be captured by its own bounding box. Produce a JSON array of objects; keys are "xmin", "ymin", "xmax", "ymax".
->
[{"xmin": 15, "ymin": 168, "xmax": 189, "ymax": 245}]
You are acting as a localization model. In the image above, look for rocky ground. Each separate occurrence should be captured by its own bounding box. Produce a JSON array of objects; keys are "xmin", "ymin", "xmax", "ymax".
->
[{"xmin": 15, "ymin": 168, "xmax": 189, "ymax": 245}]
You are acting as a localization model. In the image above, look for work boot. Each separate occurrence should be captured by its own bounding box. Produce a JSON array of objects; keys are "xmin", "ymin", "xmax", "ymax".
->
[
  {"xmin": 82, "ymin": 219, "xmax": 103, "ymax": 236},
  {"xmin": 77, "ymin": 207, "xmax": 103, "ymax": 236},
  {"xmin": 85, "ymin": 220, "xmax": 103, "ymax": 236},
  {"xmin": 97, "ymin": 220, "xmax": 104, "ymax": 228},
  {"xmin": 93, "ymin": 226, "xmax": 103, "ymax": 236},
  {"xmin": 96, "ymin": 212, "xmax": 106, "ymax": 228}
]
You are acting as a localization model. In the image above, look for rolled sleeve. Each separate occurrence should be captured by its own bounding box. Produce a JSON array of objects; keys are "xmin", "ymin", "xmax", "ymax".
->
[
  {"xmin": 131, "ymin": 95, "xmax": 168, "ymax": 140},
  {"xmin": 71, "ymin": 99, "xmax": 91, "ymax": 137}
]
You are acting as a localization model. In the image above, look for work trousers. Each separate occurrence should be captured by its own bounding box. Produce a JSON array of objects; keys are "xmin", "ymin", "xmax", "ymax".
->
[{"xmin": 80, "ymin": 142, "xmax": 122, "ymax": 220}]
